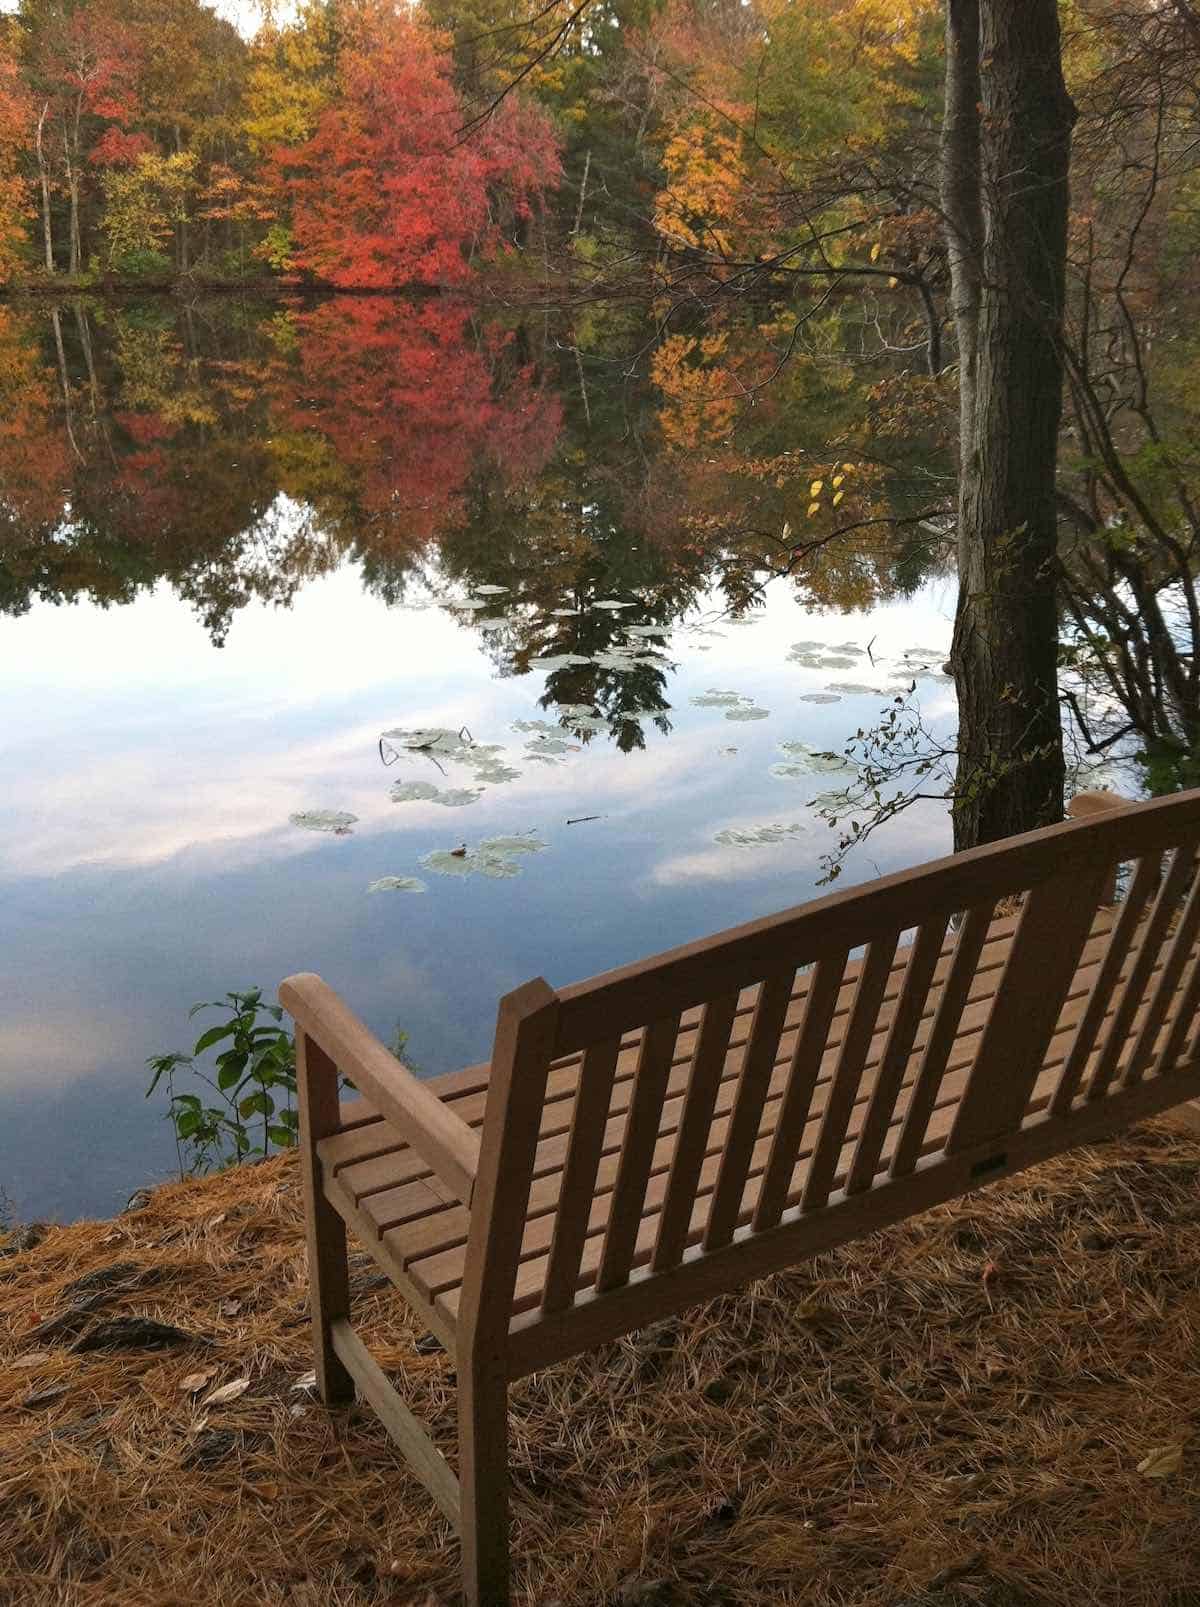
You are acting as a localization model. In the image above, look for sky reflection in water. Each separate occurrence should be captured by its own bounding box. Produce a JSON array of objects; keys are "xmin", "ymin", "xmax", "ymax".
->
[{"xmin": 1, "ymin": 562, "xmax": 956, "ymax": 1220}]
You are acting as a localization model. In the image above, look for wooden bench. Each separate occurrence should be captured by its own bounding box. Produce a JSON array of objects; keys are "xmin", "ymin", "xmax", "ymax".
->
[{"xmin": 282, "ymin": 786, "xmax": 1200, "ymax": 1606}]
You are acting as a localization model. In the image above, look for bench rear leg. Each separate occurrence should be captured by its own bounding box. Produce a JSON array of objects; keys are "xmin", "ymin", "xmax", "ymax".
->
[
  {"xmin": 459, "ymin": 1363, "xmax": 511, "ymax": 1607},
  {"xmin": 297, "ymin": 1030, "xmax": 354, "ymax": 1404}
]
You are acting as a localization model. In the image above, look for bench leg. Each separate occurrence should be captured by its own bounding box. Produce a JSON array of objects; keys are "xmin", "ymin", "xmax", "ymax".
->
[
  {"xmin": 459, "ymin": 1364, "xmax": 510, "ymax": 1607},
  {"xmin": 297, "ymin": 1030, "xmax": 354, "ymax": 1405}
]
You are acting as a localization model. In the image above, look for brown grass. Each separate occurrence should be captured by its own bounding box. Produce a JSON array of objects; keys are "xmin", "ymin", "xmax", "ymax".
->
[{"xmin": 2, "ymin": 1119, "xmax": 1200, "ymax": 1607}]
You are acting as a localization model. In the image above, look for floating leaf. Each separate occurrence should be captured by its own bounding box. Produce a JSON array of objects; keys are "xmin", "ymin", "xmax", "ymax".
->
[
  {"xmin": 388, "ymin": 780, "xmax": 439, "ymax": 802},
  {"xmin": 555, "ymin": 703, "xmax": 597, "ymax": 717},
  {"xmin": 772, "ymin": 740, "xmax": 858, "ymax": 777},
  {"xmin": 474, "ymin": 584, "xmax": 509, "ymax": 595},
  {"xmin": 715, "ymin": 822, "xmax": 808, "ymax": 848},
  {"xmin": 817, "ymin": 656, "xmax": 858, "ymax": 670},
  {"xmin": 798, "ymin": 693, "xmax": 842, "ymax": 704},
  {"xmin": 550, "ymin": 608, "xmax": 580, "ymax": 617},
  {"xmin": 625, "ymin": 624, "xmax": 667, "ymax": 638},
  {"xmin": 422, "ymin": 835, "xmax": 547, "ymax": 881},
  {"xmin": 690, "ymin": 689, "xmax": 745, "ymax": 707},
  {"xmin": 827, "ymin": 682, "xmax": 885, "ymax": 695},
  {"xmin": 289, "ymin": 810, "xmax": 357, "ymax": 834},
  {"xmin": 530, "ymin": 653, "xmax": 592, "ymax": 671},
  {"xmin": 456, "ymin": 597, "xmax": 489, "ymax": 610},
  {"xmin": 725, "ymin": 705, "xmax": 770, "ymax": 722},
  {"xmin": 512, "ymin": 719, "xmax": 559, "ymax": 735},
  {"xmin": 480, "ymin": 835, "xmax": 546, "ymax": 855},
  {"xmin": 367, "ymin": 876, "xmax": 427, "ymax": 894},
  {"xmin": 593, "ymin": 599, "xmax": 634, "ymax": 610},
  {"xmin": 525, "ymin": 736, "xmax": 575, "ymax": 755}
]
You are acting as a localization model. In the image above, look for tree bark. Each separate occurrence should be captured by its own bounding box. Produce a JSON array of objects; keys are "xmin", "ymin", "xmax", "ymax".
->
[
  {"xmin": 945, "ymin": 0, "xmax": 1075, "ymax": 850},
  {"xmin": 35, "ymin": 102, "xmax": 55, "ymax": 273}
]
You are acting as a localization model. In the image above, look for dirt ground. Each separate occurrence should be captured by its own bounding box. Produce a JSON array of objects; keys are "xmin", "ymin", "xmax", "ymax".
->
[{"xmin": 2, "ymin": 1117, "xmax": 1199, "ymax": 1607}]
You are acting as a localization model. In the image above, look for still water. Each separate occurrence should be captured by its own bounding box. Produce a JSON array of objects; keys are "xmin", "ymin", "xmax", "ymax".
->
[{"xmin": 0, "ymin": 293, "xmax": 955, "ymax": 1220}]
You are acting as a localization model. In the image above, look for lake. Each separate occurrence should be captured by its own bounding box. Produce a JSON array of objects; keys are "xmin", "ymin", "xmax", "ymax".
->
[{"xmin": 0, "ymin": 292, "xmax": 957, "ymax": 1222}]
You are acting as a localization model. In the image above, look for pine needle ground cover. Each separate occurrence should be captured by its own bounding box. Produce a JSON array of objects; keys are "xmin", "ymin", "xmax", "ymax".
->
[{"xmin": 2, "ymin": 1120, "xmax": 1199, "ymax": 1607}]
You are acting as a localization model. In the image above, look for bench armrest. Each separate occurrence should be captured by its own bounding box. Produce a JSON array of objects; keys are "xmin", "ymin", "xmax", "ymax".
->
[{"xmin": 280, "ymin": 972, "xmax": 481, "ymax": 1206}]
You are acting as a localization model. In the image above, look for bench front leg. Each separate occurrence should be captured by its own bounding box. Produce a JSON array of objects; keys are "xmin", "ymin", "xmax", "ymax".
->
[
  {"xmin": 459, "ymin": 1353, "xmax": 510, "ymax": 1607},
  {"xmin": 297, "ymin": 1029, "xmax": 354, "ymax": 1405}
]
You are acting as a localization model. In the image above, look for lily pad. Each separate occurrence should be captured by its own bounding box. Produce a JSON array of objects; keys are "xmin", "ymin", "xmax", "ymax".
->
[
  {"xmin": 525, "ymin": 736, "xmax": 575, "ymax": 755},
  {"xmin": 289, "ymin": 810, "xmax": 357, "ymax": 834},
  {"xmin": 474, "ymin": 584, "xmax": 509, "ymax": 595},
  {"xmin": 512, "ymin": 719, "xmax": 559, "ymax": 735},
  {"xmin": 422, "ymin": 834, "xmax": 547, "ymax": 880},
  {"xmin": 367, "ymin": 876, "xmax": 427, "ymax": 894},
  {"xmin": 387, "ymin": 780, "xmax": 439, "ymax": 803},
  {"xmin": 798, "ymin": 693, "xmax": 842, "ymax": 704},
  {"xmin": 555, "ymin": 703, "xmax": 597, "ymax": 717},
  {"xmin": 530, "ymin": 653, "xmax": 593, "ymax": 671},
  {"xmin": 772, "ymin": 740, "xmax": 858, "ymax": 778},
  {"xmin": 690, "ymin": 689, "xmax": 745, "ymax": 707},
  {"xmin": 827, "ymin": 682, "xmax": 884, "ymax": 695},
  {"xmin": 725, "ymin": 705, "xmax": 771, "ymax": 722},
  {"xmin": 625, "ymin": 624, "xmax": 667, "ymax": 638},
  {"xmin": 715, "ymin": 822, "xmax": 808, "ymax": 848},
  {"xmin": 817, "ymin": 656, "xmax": 857, "ymax": 670},
  {"xmin": 593, "ymin": 599, "xmax": 634, "ymax": 610}
]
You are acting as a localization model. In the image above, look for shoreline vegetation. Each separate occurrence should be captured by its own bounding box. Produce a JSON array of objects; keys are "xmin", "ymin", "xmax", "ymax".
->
[{"xmin": 3, "ymin": 1118, "xmax": 1199, "ymax": 1603}]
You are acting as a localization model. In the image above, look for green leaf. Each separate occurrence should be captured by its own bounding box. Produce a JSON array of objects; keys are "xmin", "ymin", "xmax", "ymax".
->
[
  {"xmin": 277, "ymin": 1108, "xmax": 299, "ymax": 1129},
  {"xmin": 239, "ymin": 1091, "xmax": 275, "ymax": 1119},
  {"xmin": 217, "ymin": 1055, "xmax": 247, "ymax": 1091},
  {"xmin": 267, "ymin": 1125, "xmax": 295, "ymax": 1148},
  {"xmin": 176, "ymin": 1109, "xmax": 202, "ymax": 1138},
  {"xmin": 193, "ymin": 1022, "xmax": 237, "ymax": 1055}
]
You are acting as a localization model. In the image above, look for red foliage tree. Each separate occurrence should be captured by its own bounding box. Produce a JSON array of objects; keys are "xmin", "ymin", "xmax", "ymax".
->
[{"xmin": 273, "ymin": 10, "xmax": 560, "ymax": 288}]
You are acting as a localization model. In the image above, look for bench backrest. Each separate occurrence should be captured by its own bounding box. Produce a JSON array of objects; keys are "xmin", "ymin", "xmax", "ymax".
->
[{"xmin": 469, "ymin": 790, "xmax": 1200, "ymax": 1337}]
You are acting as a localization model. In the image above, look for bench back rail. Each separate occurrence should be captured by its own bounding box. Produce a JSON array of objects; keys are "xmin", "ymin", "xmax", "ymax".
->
[{"xmin": 471, "ymin": 790, "xmax": 1200, "ymax": 1365}]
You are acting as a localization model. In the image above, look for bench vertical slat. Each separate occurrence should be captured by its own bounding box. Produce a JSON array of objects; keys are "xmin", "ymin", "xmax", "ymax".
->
[
  {"xmin": 801, "ymin": 933, "xmax": 900, "ymax": 1212},
  {"xmin": 1155, "ymin": 929, "xmax": 1200, "ymax": 1074},
  {"xmin": 703, "ymin": 973, "xmax": 796, "ymax": 1251},
  {"xmin": 540, "ymin": 1037, "xmax": 622, "ymax": 1314},
  {"xmin": 1050, "ymin": 854, "xmax": 1163, "ymax": 1114},
  {"xmin": 889, "ymin": 903, "xmax": 994, "ymax": 1177},
  {"xmin": 595, "ymin": 1012, "xmax": 682, "ymax": 1293},
  {"xmin": 846, "ymin": 916, "xmax": 949, "ymax": 1192},
  {"xmin": 948, "ymin": 867, "xmax": 1109, "ymax": 1153},
  {"xmin": 1124, "ymin": 851, "xmax": 1200, "ymax": 1085},
  {"xmin": 752, "ymin": 952, "xmax": 849, "ymax": 1232},
  {"xmin": 1088, "ymin": 838, "xmax": 1200, "ymax": 1100},
  {"xmin": 652, "ymin": 991, "xmax": 740, "ymax": 1272}
]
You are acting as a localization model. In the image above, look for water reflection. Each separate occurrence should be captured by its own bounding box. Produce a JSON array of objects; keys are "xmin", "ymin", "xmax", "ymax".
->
[{"xmin": 0, "ymin": 293, "xmax": 953, "ymax": 1221}]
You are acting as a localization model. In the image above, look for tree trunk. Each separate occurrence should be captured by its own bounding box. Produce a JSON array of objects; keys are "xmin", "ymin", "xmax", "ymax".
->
[
  {"xmin": 35, "ymin": 103, "xmax": 55, "ymax": 273},
  {"xmin": 945, "ymin": 0, "xmax": 1075, "ymax": 850},
  {"xmin": 64, "ymin": 105, "xmax": 81, "ymax": 277}
]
